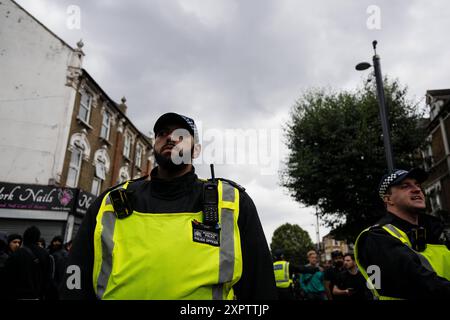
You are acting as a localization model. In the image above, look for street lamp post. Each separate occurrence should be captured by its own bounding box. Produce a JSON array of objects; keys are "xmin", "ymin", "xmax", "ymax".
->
[
  {"xmin": 356, "ymin": 40, "xmax": 395, "ymax": 172},
  {"xmin": 315, "ymin": 207, "xmax": 322, "ymax": 264}
]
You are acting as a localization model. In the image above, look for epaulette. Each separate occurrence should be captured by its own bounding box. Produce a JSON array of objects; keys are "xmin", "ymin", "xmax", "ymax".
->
[
  {"xmin": 197, "ymin": 177, "xmax": 245, "ymax": 192},
  {"xmin": 104, "ymin": 175, "xmax": 149, "ymax": 193},
  {"xmin": 217, "ymin": 178, "xmax": 246, "ymax": 192},
  {"xmin": 197, "ymin": 178, "xmax": 245, "ymax": 191}
]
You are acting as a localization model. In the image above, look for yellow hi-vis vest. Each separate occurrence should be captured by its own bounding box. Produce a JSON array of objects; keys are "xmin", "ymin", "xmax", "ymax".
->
[
  {"xmin": 273, "ymin": 261, "xmax": 292, "ymax": 288},
  {"xmin": 92, "ymin": 179, "xmax": 243, "ymax": 300},
  {"xmin": 354, "ymin": 223, "xmax": 450, "ymax": 300}
]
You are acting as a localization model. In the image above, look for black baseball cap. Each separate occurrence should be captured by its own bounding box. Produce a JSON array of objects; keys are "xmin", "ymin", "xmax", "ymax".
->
[
  {"xmin": 378, "ymin": 168, "xmax": 428, "ymax": 199},
  {"xmin": 153, "ymin": 112, "xmax": 199, "ymax": 143}
]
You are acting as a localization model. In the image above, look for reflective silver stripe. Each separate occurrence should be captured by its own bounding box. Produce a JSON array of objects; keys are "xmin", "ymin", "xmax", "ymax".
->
[
  {"xmin": 384, "ymin": 224, "xmax": 407, "ymax": 243},
  {"xmin": 105, "ymin": 195, "xmax": 111, "ymax": 206},
  {"xmin": 96, "ymin": 211, "xmax": 116, "ymax": 299},
  {"xmin": 219, "ymin": 208, "xmax": 235, "ymax": 283},
  {"xmin": 285, "ymin": 262, "xmax": 289, "ymax": 281},
  {"xmin": 275, "ymin": 262, "xmax": 289, "ymax": 283},
  {"xmin": 416, "ymin": 253, "xmax": 434, "ymax": 273},
  {"xmin": 212, "ymin": 283, "xmax": 223, "ymax": 300},
  {"xmin": 384, "ymin": 224, "xmax": 435, "ymax": 273},
  {"xmin": 222, "ymin": 182, "xmax": 235, "ymax": 202},
  {"xmin": 214, "ymin": 182, "xmax": 236, "ymax": 300}
]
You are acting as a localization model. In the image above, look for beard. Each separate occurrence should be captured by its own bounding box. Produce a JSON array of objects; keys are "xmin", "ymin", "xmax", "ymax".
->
[
  {"xmin": 397, "ymin": 200, "xmax": 426, "ymax": 216},
  {"xmin": 154, "ymin": 145, "xmax": 194, "ymax": 173}
]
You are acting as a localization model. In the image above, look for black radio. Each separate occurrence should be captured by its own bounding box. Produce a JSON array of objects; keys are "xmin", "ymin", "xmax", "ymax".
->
[
  {"xmin": 109, "ymin": 188, "xmax": 133, "ymax": 219},
  {"xmin": 413, "ymin": 227, "xmax": 427, "ymax": 252},
  {"xmin": 203, "ymin": 164, "xmax": 219, "ymax": 226}
]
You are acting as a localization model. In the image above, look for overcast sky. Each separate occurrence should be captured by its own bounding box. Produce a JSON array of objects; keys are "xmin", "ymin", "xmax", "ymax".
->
[{"xmin": 15, "ymin": 0, "xmax": 450, "ymax": 245}]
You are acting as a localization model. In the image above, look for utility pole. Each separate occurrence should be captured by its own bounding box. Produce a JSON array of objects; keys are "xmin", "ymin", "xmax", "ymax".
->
[{"xmin": 316, "ymin": 207, "xmax": 321, "ymax": 257}]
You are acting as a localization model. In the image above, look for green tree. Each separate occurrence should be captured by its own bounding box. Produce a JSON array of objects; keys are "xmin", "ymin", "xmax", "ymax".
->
[
  {"xmin": 270, "ymin": 223, "xmax": 314, "ymax": 267},
  {"xmin": 282, "ymin": 77, "xmax": 426, "ymax": 242}
]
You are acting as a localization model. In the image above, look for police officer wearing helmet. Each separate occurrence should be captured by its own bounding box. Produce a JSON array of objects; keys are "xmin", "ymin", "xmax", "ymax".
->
[
  {"xmin": 354, "ymin": 168, "xmax": 450, "ymax": 299},
  {"xmin": 60, "ymin": 112, "xmax": 277, "ymax": 300}
]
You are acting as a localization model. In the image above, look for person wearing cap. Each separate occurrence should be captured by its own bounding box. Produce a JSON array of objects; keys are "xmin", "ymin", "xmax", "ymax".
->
[
  {"xmin": 7, "ymin": 233, "xmax": 22, "ymax": 255},
  {"xmin": 60, "ymin": 112, "xmax": 277, "ymax": 300},
  {"xmin": 354, "ymin": 168, "xmax": 450, "ymax": 299}
]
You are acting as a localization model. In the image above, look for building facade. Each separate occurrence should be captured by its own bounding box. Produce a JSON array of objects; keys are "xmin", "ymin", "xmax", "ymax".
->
[
  {"xmin": 320, "ymin": 234, "xmax": 349, "ymax": 263},
  {"xmin": 62, "ymin": 69, "xmax": 154, "ymax": 198},
  {"xmin": 422, "ymin": 89, "xmax": 450, "ymax": 227},
  {"xmin": 0, "ymin": 0, "xmax": 153, "ymax": 243}
]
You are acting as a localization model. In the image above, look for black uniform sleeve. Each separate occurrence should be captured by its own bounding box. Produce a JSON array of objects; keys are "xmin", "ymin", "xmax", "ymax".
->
[
  {"xmin": 358, "ymin": 229, "xmax": 450, "ymax": 299},
  {"xmin": 323, "ymin": 268, "xmax": 333, "ymax": 282},
  {"xmin": 59, "ymin": 193, "xmax": 106, "ymax": 300},
  {"xmin": 233, "ymin": 191, "xmax": 278, "ymax": 300}
]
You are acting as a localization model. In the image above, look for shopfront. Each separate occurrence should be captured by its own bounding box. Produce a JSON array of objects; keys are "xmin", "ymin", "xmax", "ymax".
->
[{"xmin": 0, "ymin": 182, "xmax": 96, "ymax": 244}]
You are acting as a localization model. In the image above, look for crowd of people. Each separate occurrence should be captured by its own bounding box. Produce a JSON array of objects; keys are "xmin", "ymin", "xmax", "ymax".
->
[
  {"xmin": 0, "ymin": 226, "xmax": 72, "ymax": 300},
  {"xmin": 274, "ymin": 249, "xmax": 372, "ymax": 300}
]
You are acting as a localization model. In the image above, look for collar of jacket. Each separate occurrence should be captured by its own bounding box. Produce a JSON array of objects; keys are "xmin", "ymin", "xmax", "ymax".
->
[
  {"xmin": 149, "ymin": 166, "xmax": 198, "ymax": 200},
  {"xmin": 379, "ymin": 211, "xmax": 444, "ymax": 244}
]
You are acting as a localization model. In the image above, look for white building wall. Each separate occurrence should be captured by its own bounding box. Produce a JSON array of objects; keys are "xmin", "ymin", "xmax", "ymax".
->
[{"xmin": 0, "ymin": 0, "xmax": 78, "ymax": 185}]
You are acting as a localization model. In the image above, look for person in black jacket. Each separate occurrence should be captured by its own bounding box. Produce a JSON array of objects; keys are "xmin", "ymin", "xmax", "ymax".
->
[
  {"xmin": 323, "ymin": 250, "xmax": 344, "ymax": 300},
  {"xmin": 48, "ymin": 235, "xmax": 68, "ymax": 288},
  {"xmin": 0, "ymin": 232, "xmax": 9, "ymax": 299},
  {"xmin": 332, "ymin": 253, "xmax": 372, "ymax": 300},
  {"xmin": 60, "ymin": 112, "xmax": 277, "ymax": 300},
  {"xmin": 356, "ymin": 168, "xmax": 450, "ymax": 299},
  {"xmin": 3, "ymin": 226, "xmax": 54, "ymax": 300}
]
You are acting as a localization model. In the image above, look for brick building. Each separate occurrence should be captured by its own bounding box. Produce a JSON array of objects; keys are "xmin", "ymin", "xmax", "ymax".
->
[
  {"xmin": 422, "ymin": 89, "xmax": 450, "ymax": 227},
  {"xmin": 63, "ymin": 69, "xmax": 153, "ymax": 197},
  {"xmin": 0, "ymin": 0, "xmax": 153, "ymax": 243},
  {"xmin": 320, "ymin": 234, "xmax": 349, "ymax": 263}
]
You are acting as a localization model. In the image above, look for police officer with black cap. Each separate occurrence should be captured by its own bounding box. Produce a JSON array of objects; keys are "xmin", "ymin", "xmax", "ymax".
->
[
  {"xmin": 354, "ymin": 168, "xmax": 450, "ymax": 299},
  {"xmin": 60, "ymin": 112, "xmax": 277, "ymax": 300}
]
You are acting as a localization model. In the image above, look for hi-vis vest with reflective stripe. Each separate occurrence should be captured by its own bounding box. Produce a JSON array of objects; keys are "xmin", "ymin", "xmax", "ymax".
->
[
  {"xmin": 273, "ymin": 261, "xmax": 292, "ymax": 288},
  {"xmin": 354, "ymin": 223, "xmax": 450, "ymax": 300},
  {"xmin": 92, "ymin": 179, "xmax": 242, "ymax": 300}
]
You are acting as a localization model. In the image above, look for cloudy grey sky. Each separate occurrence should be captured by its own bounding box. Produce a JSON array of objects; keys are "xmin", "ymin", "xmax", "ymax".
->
[{"xmin": 15, "ymin": 0, "xmax": 450, "ymax": 245}]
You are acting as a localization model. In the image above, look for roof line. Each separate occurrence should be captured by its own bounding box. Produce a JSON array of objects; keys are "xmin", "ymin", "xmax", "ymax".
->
[
  {"xmin": 10, "ymin": 0, "xmax": 75, "ymax": 51},
  {"xmin": 81, "ymin": 69, "xmax": 151, "ymax": 143}
]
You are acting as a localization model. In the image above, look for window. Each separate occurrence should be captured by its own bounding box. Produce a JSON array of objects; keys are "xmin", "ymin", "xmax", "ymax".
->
[
  {"xmin": 91, "ymin": 177, "xmax": 102, "ymax": 196},
  {"xmin": 67, "ymin": 148, "xmax": 82, "ymax": 187},
  {"xmin": 100, "ymin": 112, "xmax": 111, "ymax": 140},
  {"xmin": 135, "ymin": 144, "xmax": 142, "ymax": 168},
  {"xmin": 426, "ymin": 183, "xmax": 442, "ymax": 213},
  {"xmin": 118, "ymin": 166, "xmax": 130, "ymax": 184},
  {"xmin": 430, "ymin": 100, "xmax": 444, "ymax": 120},
  {"xmin": 123, "ymin": 133, "xmax": 131, "ymax": 158},
  {"xmin": 93, "ymin": 148, "xmax": 110, "ymax": 183},
  {"xmin": 78, "ymin": 91, "xmax": 92, "ymax": 123},
  {"xmin": 429, "ymin": 193, "xmax": 441, "ymax": 213},
  {"xmin": 95, "ymin": 162, "xmax": 106, "ymax": 180},
  {"xmin": 422, "ymin": 136, "xmax": 434, "ymax": 171}
]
